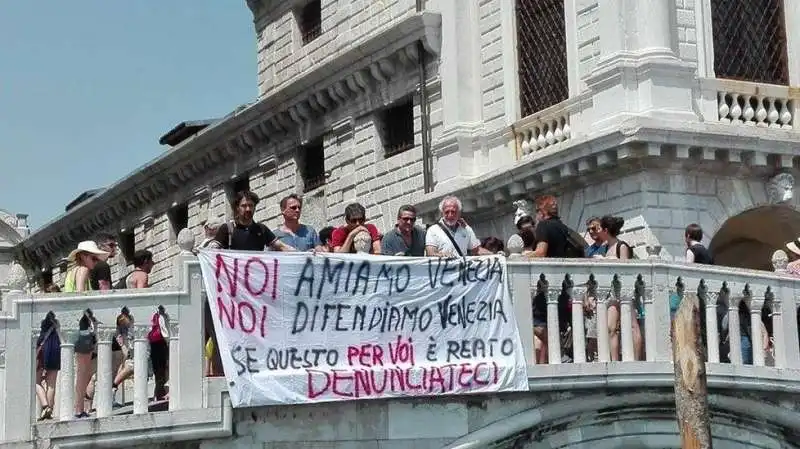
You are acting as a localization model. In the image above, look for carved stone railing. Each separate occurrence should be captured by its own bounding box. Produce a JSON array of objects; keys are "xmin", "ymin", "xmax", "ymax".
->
[
  {"xmin": 512, "ymin": 98, "xmax": 577, "ymax": 159},
  {"xmin": 700, "ymin": 78, "xmax": 797, "ymax": 129},
  {"xmin": 2, "ymin": 251, "xmax": 800, "ymax": 446}
]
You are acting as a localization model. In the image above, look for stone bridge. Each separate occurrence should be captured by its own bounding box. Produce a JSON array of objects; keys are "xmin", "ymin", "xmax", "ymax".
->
[{"xmin": 2, "ymin": 247, "xmax": 800, "ymax": 449}]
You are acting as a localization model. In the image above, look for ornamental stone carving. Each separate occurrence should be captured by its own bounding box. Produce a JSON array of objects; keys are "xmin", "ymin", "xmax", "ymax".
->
[
  {"xmin": 353, "ymin": 231, "xmax": 372, "ymax": 254},
  {"xmin": 766, "ymin": 173, "xmax": 795, "ymax": 204},
  {"xmin": 512, "ymin": 199, "xmax": 533, "ymax": 226},
  {"xmin": 506, "ymin": 233, "xmax": 524, "ymax": 260},
  {"xmin": 772, "ymin": 249, "xmax": 789, "ymax": 273},
  {"xmin": 177, "ymin": 228, "xmax": 196, "ymax": 255},
  {"xmin": 7, "ymin": 261, "xmax": 28, "ymax": 293}
]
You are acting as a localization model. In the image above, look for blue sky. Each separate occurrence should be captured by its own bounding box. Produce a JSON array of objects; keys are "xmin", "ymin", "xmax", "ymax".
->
[{"xmin": 0, "ymin": 1, "xmax": 256, "ymax": 229}]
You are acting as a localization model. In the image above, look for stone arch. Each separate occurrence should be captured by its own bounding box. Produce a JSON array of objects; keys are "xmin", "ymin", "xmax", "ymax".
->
[
  {"xmin": 442, "ymin": 392, "xmax": 800, "ymax": 449},
  {"xmin": 709, "ymin": 205, "xmax": 800, "ymax": 270}
]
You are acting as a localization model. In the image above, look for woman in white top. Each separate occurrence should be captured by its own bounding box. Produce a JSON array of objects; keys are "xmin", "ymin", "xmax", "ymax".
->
[{"xmin": 597, "ymin": 216, "xmax": 644, "ymax": 361}]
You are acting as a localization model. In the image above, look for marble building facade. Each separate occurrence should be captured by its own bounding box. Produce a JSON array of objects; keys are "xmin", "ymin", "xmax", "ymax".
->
[{"xmin": 12, "ymin": 0, "xmax": 800, "ymax": 286}]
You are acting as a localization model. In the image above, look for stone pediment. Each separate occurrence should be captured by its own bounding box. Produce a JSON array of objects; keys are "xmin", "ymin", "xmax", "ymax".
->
[{"xmin": 15, "ymin": 12, "xmax": 442, "ymax": 269}]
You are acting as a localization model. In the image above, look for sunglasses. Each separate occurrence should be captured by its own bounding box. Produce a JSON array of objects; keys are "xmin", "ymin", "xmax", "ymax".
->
[
  {"xmin": 348, "ymin": 217, "xmax": 366, "ymax": 225},
  {"xmin": 399, "ymin": 216, "xmax": 417, "ymax": 223}
]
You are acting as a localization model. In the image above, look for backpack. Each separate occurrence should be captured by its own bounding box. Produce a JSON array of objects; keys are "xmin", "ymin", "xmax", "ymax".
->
[
  {"xmin": 561, "ymin": 225, "xmax": 587, "ymax": 259},
  {"xmin": 114, "ymin": 273, "xmax": 131, "ymax": 290},
  {"xmin": 147, "ymin": 313, "xmax": 164, "ymax": 343}
]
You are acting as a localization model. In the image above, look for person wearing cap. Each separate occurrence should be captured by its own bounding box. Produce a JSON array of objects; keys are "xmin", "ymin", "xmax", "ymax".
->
[{"xmin": 63, "ymin": 241, "xmax": 110, "ymax": 293}]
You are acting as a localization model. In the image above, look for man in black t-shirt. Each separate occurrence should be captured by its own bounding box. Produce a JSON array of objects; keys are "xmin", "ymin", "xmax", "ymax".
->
[
  {"xmin": 90, "ymin": 233, "xmax": 118, "ymax": 290},
  {"xmin": 532, "ymin": 196, "xmax": 569, "ymax": 258},
  {"xmin": 213, "ymin": 190, "xmax": 296, "ymax": 252}
]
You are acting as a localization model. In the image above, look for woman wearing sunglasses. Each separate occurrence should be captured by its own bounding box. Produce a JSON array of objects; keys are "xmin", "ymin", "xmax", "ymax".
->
[{"xmin": 63, "ymin": 241, "xmax": 110, "ymax": 293}]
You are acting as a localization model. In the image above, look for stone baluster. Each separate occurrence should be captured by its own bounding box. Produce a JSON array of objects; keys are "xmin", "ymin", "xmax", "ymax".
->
[
  {"xmin": 569, "ymin": 276, "xmax": 586, "ymax": 364},
  {"xmin": 58, "ymin": 331, "xmax": 75, "ymax": 422},
  {"xmin": 168, "ymin": 321, "xmax": 181, "ymax": 411},
  {"xmin": 593, "ymin": 279, "xmax": 610, "ymax": 363},
  {"xmin": 544, "ymin": 278, "xmax": 561, "ymax": 364},
  {"xmin": 94, "ymin": 327, "xmax": 114, "ymax": 418},
  {"xmin": 749, "ymin": 291, "xmax": 765, "ymax": 367},
  {"xmin": 133, "ymin": 325, "xmax": 150, "ymax": 415},
  {"xmin": 770, "ymin": 292, "xmax": 786, "ymax": 368},
  {"xmin": 700, "ymin": 282, "xmax": 720, "ymax": 363},
  {"xmin": 616, "ymin": 276, "xmax": 634, "ymax": 362},
  {"xmin": 728, "ymin": 298, "xmax": 743, "ymax": 365}
]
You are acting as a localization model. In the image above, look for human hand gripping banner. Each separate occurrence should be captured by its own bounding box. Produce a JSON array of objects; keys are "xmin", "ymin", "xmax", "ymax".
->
[{"xmin": 198, "ymin": 250, "xmax": 528, "ymax": 407}]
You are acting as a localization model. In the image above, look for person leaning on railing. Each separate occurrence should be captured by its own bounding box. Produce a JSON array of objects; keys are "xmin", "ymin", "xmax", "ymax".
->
[{"xmin": 35, "ymin": 311, "xmax": 61, "ymax": 421}]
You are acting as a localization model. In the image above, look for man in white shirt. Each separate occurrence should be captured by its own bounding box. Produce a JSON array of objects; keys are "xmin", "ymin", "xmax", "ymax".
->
[{"xmin": 425, "ymin": 196, "xmax": 491, "ymax": 257}]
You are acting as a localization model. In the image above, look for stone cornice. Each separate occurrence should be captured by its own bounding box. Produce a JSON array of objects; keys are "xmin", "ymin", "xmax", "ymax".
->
[
  {"xmin": 15, "ymin": 12, "xmax": 442, "ymax": 269},
  {"xmin": 414, "ymin": 115, "xmax": 800, "ymax": 220}
]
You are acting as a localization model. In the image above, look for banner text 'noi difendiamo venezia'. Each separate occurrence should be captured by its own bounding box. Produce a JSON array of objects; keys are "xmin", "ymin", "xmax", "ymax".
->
[{"xmin": 197, "ymin": 250, "xmax": 528, "ymax": 407}]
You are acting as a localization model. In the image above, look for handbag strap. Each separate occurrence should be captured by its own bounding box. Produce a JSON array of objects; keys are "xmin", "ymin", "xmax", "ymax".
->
[{"xmin": 435, "ymin": 222, "xmax": 465, "ymax": 257}]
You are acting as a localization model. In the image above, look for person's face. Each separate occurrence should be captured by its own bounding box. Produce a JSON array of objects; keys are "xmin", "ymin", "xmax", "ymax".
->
[
  {"xmin": 587, "ymin": 220, "xmax": 602, "ymax": 242},
  {"xmin": 80, "ymin": 252, "xmax": 101, "ymax": 269},
  {"xmin": 236, "ymin": 198, "xmax": 256, "ymax": 223},
  {"xmin": 101, "ymin": 240, "xmax": 117, "ymax": 258},
  {"xmin": 143, "ymin": 258, "xmax": 155, "ymax": 274},
  {"xmin": 442, "ymin": 201, "xmax": 460, "ymax": 225},
  {"xmin": 597, "ymin": 225, "xmax": 610, "ymax": 241},
  {"xmin": 205, "ymin": 225, "xmax": 219, "ymax": 238},
  {"xmin": 397, "ymin": 210, "xmax": 417, "ymax": 233},
  {"xmin": 346, "ymin": 215, "xmax": 366, "ymax": 231},
  {"xmin": 519, "ymin": 222, "xmax": 535, "ymax": 233},
  {"xmin": 282, "ymin": 198, "xmax": 302, "ymax": 221}
]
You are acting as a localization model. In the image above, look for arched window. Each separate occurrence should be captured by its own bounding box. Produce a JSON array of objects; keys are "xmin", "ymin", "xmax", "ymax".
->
[
  {"xmin": 516, "ymin": 0, "xmax": 569, "ymax": 117},
  {"xmin": 711, "ymin": 0, "xmax": 789, "ymax": 85}
]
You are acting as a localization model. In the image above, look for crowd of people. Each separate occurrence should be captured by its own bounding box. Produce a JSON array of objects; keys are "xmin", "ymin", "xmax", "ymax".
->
[{"xmin": 32, "ymin": 189, "xmax": 796, "ymax": 418}]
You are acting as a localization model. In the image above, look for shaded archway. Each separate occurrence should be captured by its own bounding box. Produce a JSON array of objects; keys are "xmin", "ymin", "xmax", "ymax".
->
[{"xmin": 710, "ymin": 205, "xmax": 800, "ymax": 270}]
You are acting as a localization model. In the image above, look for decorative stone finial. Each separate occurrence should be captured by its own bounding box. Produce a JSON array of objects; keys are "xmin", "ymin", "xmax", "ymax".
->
[
  {"xmin": 512, "ymin": 199, "xmax": 532, "ymax": 226},
  {"xmin": 645, "ymin": 245, "xmax": 662, "ymax": 260},
  {"xmin": 7, "ymin": 261, "xmax": 28, "ymax": 293},
  {"xmin": 353, "ymin": 231, "xmax": 372, "ymax": 254},
  {"xmin": 177, "ymin": 228, "xmax": 196, "ymax": 255},
  {"xmin": 766, "ymin": 172, "xmax": 795, "ymax": 204},
  {"xmin": 506, "ymin": 233, "xmax": 524, "ymax": 260},
  {"xmin": 772, "ymin": 249, "xmax": 789, "ymax": 273}
]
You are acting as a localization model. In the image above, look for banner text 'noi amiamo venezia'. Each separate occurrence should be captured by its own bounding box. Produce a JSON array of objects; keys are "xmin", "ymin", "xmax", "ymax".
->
[{"xmin": 198, "ymin": 250, "xmax": 528, "ymax": 407}]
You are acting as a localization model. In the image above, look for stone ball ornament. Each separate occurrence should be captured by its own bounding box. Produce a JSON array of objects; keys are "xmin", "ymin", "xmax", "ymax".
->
[{"xmin": 177, "ymin": 228, "xmax": 196, "ymax": 254}]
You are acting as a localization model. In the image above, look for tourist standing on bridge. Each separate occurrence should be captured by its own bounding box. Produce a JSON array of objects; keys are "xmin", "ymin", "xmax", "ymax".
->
[
  {"xmin": 684, "ymin": 223, "xmax": 714, "ymax": 264},
  {"xmin": 381, "ymin": 205, "xmax": 426, "ymax": 256},
  {"xmin": 273, "ymin": 194, "xmax": 321, "ymax": 251},
  {"xmin": 213, "ymin": 190, "xmax": 297, "ymax": 252},
  {"xmin": 90, "ymin": 233, "xmax": 118, "ymax": 291},
  {"xmin": 63, "ymin": 240, "xmax": 110, "ymax": 292},
  {"xmin": 35, "ymin": 311, "xmax": 61, "ymax": 421}
]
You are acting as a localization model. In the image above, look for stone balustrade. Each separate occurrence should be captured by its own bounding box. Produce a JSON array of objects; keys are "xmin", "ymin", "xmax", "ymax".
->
[
  {"xmin": 2, "ymin": 250, "xmax": 800, "ymax": 447},
  {"xmin": 513, "ymin": 97, "xmax": 582, "ymax": 159},
  {"xmin": 700, "ymin": 78, "xmax": 797, "ymax": 129}
]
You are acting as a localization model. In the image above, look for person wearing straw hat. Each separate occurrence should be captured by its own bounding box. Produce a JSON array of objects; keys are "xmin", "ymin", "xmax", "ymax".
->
[
  {"xmin": 785, "ymin": 239, "xmax": 800, "ymax": 276},
  {"xmin": 63, "ymin": 241, "xmax": 110, "ymax": 293}
]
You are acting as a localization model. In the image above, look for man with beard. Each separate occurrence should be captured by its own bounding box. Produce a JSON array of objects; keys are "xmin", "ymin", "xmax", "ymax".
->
[
  {"xmin": 425, "ymin": 196, "xmax": 491, "ymax": 257},
  {"xmin": 213, "ymin": 190, "xmax": 296, "ymax": 252}
]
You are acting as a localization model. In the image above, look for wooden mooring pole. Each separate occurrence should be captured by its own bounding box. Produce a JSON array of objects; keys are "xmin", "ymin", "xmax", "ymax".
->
[{"xmin": 672, "ymin": 293, "xmax": 713, "ymax": 449}]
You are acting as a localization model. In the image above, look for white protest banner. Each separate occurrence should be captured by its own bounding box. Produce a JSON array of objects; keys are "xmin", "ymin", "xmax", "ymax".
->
[{"xmin": 198, "ymin": 250, "xmax": 528, "ymax": 407}]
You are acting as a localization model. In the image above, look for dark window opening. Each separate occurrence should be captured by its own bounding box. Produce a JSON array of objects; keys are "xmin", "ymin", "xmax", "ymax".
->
[
  {"xmin": 379, "ymin": 99, "xmax": 415, "ymax": 157},
  {"xmin": 300, "ymin": 139, "xmax": 326, "ymax": 191},
  {"xmin": 119, "ymin": 231, "xmax": 135, "ymax": 264},
  {"xmin": 711, "ymin": 0, "xmax": 789, "ymax": 85},
  {"xmin": 298, "ymin": 0, "xmax": 322, "ymax": 45},
  {"xmin": 516, "ymin": 0, "xmax": 569, "ymax": 116},
  {"xmin": 168, "ymin": 204, "xmax": 190, "ymax": 240}
]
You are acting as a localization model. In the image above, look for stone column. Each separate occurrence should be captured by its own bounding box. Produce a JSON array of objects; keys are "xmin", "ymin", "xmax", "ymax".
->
[
  {"xmin": 705, "ymin": 298, "xmax": 720, "ymax": 363},
  {"xmin": 727, "ymin": 302, "xmax": 743, "ymax": 365},
  {"xmin": 59, "ymin": 336, "xmax": 75, "ymax": 422},
  {"xmin": 588, "ymin": 0, "xmax": 696, "ymax": 127},
  {"xmin": 750, "ymin": 300, "xmax": 765, "ymax": 367},
  {"xmin": 94, "ymin": 329, "xmax": 113, "ymax": 418},
  {"xmin": 546, "ymin": 292, "xmax": 561, "ymax": 364},
  {"xmin": 133, "ymin": 327, "xmax": 149, "ymax": 415},
  {"xmin": 168, "ymin": 322, "xmax": 181, "ymax": 411}
]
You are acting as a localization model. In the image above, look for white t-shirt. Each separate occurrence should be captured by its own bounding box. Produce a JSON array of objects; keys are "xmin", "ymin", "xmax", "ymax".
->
[{"xmin": 425, "ymin": 221, "xmax": 480, "ymax": 256}]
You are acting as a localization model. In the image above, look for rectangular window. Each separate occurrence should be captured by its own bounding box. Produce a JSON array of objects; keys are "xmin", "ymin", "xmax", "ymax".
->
[
  {"xmin": 378, "ymin": 98, "xmax": 415, "ymax": 157},
  {"xmin": 118, "ymin": 230, "xmax": 135, "ymax": 264},
  {"xmin": 298, "ymin": 0, "xmax": 322, "ymax": 45},
  {"xmin": 168, "ymin": 203, "xmax": 190, "ymax": 242},
  {"xmin": 300, "ymin": 139, "xmax": 326, "ymax": 191}
]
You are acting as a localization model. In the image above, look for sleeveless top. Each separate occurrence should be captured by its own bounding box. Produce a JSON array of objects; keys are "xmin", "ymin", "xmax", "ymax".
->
[{"xmin": 63, "ymin": 267, "xmax": 92, "ymax": 293}]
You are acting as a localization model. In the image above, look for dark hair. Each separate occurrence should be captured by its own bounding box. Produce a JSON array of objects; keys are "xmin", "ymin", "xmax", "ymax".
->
[
  {"xmin": 519, "ymin": 228, "xmax": 537, "ymax": 248},
  {"xmin": 279, "ymin": 194, "xmax": 303, "ymax": 210},
  {"xmin": 132, "ymin": 250, "xmax": 153, "ymax": 267},
  {"xmin": 516, "ymin": 215, "xmax": 535, "ymax": 230},
  {"xmin": 95, "ymin": 233, "xmax": 116, "ymax": 245},
  {"xmin": 344, "ymin": 203, "xmax": 366, "ymax": 221},
  {"xmin": 40, "ymin": 311, "xmax": 57, "ymax": 332},
  {"xmin": 233, "ymin": 190, "xmax": 260, "ymax": 208},
  {"xmin": 397, "ymin": 205, "xmax": 417, "ymax": 218},
  {"xmin": 600, "ymin": 216, "xmax": 625, "ymax": 237},
  {"xmin": 585, "ymin": 216, "xmax": 601, "ymax": 226},
  {"xmin": 319, "ymin": 226, "xmax": 334, "ymax": 245},
  {"xmin": 685, "ymin": 223, "xmax": 703, "ymax": 241},
  {"xmin": 481, "ymin": 237, "xmax": 504, "ymax": 253}
]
